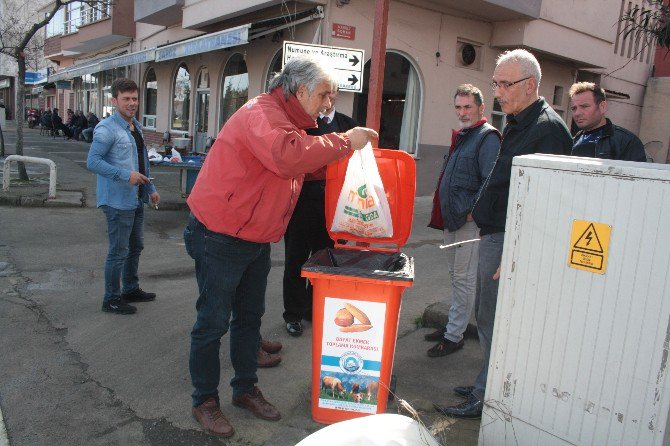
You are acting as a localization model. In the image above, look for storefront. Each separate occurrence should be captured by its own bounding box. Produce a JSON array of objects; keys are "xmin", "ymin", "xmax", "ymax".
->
[{"xmin": 0, "ymin": 77, "xmax": 14, "ymax": 120}]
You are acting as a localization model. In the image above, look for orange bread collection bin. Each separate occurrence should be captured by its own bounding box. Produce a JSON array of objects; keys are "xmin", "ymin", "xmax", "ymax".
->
[{"xmin": 301, "ymin": 147, "xmax": 416, "ymax": 424}]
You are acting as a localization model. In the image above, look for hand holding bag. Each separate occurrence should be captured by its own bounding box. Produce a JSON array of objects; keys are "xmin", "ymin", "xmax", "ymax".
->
[{"xmin": 330, "ymin": 143, "xmax": 394, "ymax": 238}]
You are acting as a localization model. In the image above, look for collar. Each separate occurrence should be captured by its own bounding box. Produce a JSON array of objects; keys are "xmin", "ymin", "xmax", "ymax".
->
[
  {"xmin": 111, "ymin": 111, "xmax": 140, "ymax": 131},
  {"xmin": 506, "ymin": 97, "xmax": 546, "ymax": 128},
  {"xmin": 270, "ymin": 88, "xmax": 317, "ymax": 130},
  {"xmin": 575, "ymin": 118, "xmax": 613, "ymax": 140},
  {"xmin": 319, "ymin": 108, "xmax": 336, "ymax": 122}
]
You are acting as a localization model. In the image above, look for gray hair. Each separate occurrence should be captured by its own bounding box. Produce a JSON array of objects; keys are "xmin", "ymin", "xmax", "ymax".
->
[
  {"xmin": 496, "ymin": 49, "xmax": 542, "ymax": 86},
  {"xmin": 454, "ymin": 84, "xmax": 484, "ymax": 106},
  {"xmin": 267, "ymin": 56, "xmax": 338, "ymax": 99}
]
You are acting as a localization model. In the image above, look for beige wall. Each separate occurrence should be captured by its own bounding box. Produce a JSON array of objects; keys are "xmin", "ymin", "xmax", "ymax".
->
[
  {"xmin": 639, "ymin": 77, "xmax": 670, "ymax": 163},
  {"xmin": 132, "ymin": 0, "xmax": 656, "ymax": 195}
]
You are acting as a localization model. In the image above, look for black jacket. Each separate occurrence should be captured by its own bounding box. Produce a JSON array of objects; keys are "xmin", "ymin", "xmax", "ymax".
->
[
  {"xmin": 571, "ymin": 118, "xmax": 647, "ymax": 162},
  {"xmin": 472, "ymin": 98, "xmax": 572, "ymax": 235}
]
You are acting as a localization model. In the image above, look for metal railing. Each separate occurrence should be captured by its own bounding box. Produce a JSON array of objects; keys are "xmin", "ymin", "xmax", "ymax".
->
[
  {"xmin": 63, "ymin": 1, "xmax": 111, "ymax": 35},
  {"xmin": 3, "ymin": 156, "xmax": 57, "ymax": 199}
]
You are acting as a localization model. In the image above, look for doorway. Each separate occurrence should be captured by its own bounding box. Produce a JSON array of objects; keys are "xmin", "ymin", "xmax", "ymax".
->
[{"xmin": 353, "ymin": 52, "xmax": 422, "ymax": 154}]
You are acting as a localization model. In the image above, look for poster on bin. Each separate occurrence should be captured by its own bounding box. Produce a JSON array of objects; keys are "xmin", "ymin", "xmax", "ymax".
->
[{"xmin": 319, "ymin": 297, "xmax": 386, "ymax": 413}]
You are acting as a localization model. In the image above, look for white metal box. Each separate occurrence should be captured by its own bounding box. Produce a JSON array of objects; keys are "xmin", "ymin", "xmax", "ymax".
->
[{"xmin": 480, "ymin": 155, "xmax": 670, "ymax": 446}]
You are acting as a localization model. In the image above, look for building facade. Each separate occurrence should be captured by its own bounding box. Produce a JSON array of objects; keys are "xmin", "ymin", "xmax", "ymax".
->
[{"xmin": 44, "ymin": 0, "xmax": 656, "ymax": 195}]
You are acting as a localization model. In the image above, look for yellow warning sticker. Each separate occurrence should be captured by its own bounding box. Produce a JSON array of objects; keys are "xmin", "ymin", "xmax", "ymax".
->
[{"xmin": 568, "ymin": 220, "xmax": 611, "ymax": 274}]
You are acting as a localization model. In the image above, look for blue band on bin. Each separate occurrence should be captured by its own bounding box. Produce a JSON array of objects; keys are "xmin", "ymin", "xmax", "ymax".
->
[{"xmin": 322, "ymin": 355, "xmax": 381, "ymax": 372}]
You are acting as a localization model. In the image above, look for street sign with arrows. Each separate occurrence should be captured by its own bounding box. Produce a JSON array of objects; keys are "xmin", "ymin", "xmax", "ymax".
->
[{"xmin": 283, "ymin": 41, "xmax": 365, "ymax": 93}]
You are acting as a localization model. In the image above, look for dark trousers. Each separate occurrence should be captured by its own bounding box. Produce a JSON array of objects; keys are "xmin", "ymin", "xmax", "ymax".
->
[
  {"xmin": 282, "ymin": 181, "xmax": 333, "ymax": 323},
  {"xmin": 184, "ymin": 215, "xmax": 270, "ymax": 405}
]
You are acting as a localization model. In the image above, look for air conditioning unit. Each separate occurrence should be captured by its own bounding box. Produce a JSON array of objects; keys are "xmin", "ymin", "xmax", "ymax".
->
[
  {"xmin": 143, "ymin": 116, "xmax": 156, "ymax": 129},
  {"xmin": 456, "ymin": 41, "xmax": 481, "ymax": 70}
]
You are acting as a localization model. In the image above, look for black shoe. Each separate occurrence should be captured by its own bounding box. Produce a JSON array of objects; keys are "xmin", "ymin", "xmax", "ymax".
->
[
  {"xmin": 121, "ymin": 288, "xmax": 156, "ymax": 302},
  {"xmin": 286, "ymin": 321, "xmax": 303, "ymax": 337},
  {"xmin": 102, "ymin": 298, "xmax": 137, "ymax": 314},
  {"xmin": 454, "ymin": 385, "xmax": 475, "ymax": 398},
  {"xmin": 424, "ymin": 327, "xmax": 447, "ymax": 341},
  {"xmin": 427, "ymin": 338, "xmax": 464, "ymax": 357},
  {"xmin": 434, "ymin": 394, "xmax": 482, "ymax": 419}
]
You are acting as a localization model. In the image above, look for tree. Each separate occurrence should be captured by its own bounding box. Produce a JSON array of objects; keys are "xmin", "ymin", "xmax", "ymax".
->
[
  {"xmin": 0, "ymin": 0, "xmax": 108, "ymax": 180},
  {"xmin": 621, "ymin": 0, "xmax": 670, "ymax": 51}
]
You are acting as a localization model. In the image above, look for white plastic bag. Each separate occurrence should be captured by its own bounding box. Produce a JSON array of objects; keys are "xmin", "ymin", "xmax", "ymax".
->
[{"xmin": 330, "ymin": 143, "xmax": 393, "ymax": 238}]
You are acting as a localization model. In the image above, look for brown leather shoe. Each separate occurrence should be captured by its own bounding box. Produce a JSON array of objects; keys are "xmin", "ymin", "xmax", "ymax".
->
[
  {"xmin": 232, "ymin": 386, "xmax": 281, "ymax": 421},
  {"xmin": 257, "ymin": 349, "xmax": 281, "ymax": 368},
  {"xmin": 192, "ymin": 398, "xmax": 234, "ymax": 438},
  {"xmin": 260, "ymin": 338, "xmax": 282, "ymax": 354}
]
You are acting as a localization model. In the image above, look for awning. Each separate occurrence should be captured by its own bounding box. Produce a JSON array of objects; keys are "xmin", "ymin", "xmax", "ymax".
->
[
  {"xmin": 154, "ymin": 24, "xmax": 249, "ymax": 62},
  {"xmin": 48, "ymin": 48, "xmax": 157, "ymax": 82}
]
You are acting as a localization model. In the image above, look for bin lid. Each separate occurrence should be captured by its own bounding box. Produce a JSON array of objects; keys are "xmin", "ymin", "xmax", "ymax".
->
[{"xmin": 325, "ymin": 148, "xmax": 416, "ymax": 251}]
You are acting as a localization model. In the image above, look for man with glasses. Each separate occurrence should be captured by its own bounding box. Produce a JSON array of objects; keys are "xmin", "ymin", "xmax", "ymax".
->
[{"xmin": 435, "ymin": 49, "xmax": 572, "ymax": 419}]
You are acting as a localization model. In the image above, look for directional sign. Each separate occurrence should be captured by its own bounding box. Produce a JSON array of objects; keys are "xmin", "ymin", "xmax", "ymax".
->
[{"xmin": 283, "ymin": 41, "xmax": 365, "ymax": 93}]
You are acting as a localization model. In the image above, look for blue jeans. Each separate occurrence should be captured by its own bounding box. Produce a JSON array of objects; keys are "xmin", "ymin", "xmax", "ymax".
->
[
  {"xmin": 472, "ymin": 232, "xmax": 505, "ymax": 401},
  {"xmin": 101, "ymin": 203, "xmax": 144, "ymax": 303},
  {"xmin": 184, "ymin": 214, "xmax": 271, "ymax": 406}
]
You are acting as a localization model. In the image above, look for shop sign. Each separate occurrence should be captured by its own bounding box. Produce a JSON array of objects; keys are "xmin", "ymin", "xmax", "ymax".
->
[
  {"xmin": 155, "ymin": 24, "xmax": 249, "ymax": 62},
  {"xmin": 283, "ymin": 41, "xmax": 365, "ymax": 93},
  {"xmin": 332, "ymin": 23, "xmax": 356, "ymax": 40}
]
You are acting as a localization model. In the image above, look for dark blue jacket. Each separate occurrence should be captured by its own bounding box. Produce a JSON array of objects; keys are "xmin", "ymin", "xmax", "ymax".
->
[{"xmin": 438, "ymin": 122, "xmax": 500, "ymax": 232}]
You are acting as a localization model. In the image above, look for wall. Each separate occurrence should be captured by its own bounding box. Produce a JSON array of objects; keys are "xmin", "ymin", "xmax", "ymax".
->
[{"xmin": 639, "ymin": 76, "xmax": 670, "ymax": 163}]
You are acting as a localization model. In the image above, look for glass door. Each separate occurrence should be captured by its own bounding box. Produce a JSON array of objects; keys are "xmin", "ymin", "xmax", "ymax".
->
[{"xmin": 194, "ymin": 91, "xmax": 209, "ymax": 153}]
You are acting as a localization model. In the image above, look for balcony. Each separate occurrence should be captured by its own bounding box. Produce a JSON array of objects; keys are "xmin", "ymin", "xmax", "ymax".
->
[
  {"xmin": 59, "ymin": 0, "xmax": 135, "ymax": 55},
  {"xmin": 135, "ymin": 0, "xmax": 184, "ymax": 27},
  {"xmin": 400, "ymin": 0, "xmax": 542, "ymax": 21},
  {"xmin": 182, "ymin": 0, "xmax": 324, "ymax": 30}
]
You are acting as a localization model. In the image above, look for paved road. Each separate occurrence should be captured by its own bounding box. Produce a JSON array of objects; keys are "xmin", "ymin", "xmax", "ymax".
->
[{"xmin": 0, "ymin": 124, "xmax": 483, "ymax": 445}]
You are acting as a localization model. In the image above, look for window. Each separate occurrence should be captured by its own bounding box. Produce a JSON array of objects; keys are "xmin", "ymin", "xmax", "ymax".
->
[
  {"xmin": 553, "ymin": 85, "xmax": 564, "ymax": 106},
  {"xmin": 62, "ymin": 1, "xmax": 111, "ymax": 35},
  {"xmin": 143, "ymin": 68, "xmax": 157, "ymax": 129},
  {"xmin": 353, "ymin": 52, "xmax": 422, "ymax": 154},
  {"xmin": 220, "ymin": 54, "xmax": 249, "ymax": 128},
  {"xmin": 101, "ymin": 67, "xmax": 126, "ymax": 118},
  {"xmin": 265, "ymin": 50, "xmax": 283, "ymax": 92},
  {"xmin": 46, "ymin": 8, "xmax": 64, "ymax": 38},
  {"xmin": 171, "ymin": 64, "xmax": 191, "ymax": 132},
  {"xmin": 491, "ymin": 99, "xmax": 507, "ymax": 132},
  {"xmin": 81, "ymin": 73, "xmax": 99, "ymax": 116}
]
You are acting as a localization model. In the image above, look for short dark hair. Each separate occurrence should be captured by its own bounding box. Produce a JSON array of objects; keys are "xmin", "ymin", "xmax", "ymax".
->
[
  {"xmin": 569, "ymin": 82, "xmax": 607, "ymax": 104},
  {"xmin": 454, "ymin": 84, "xmax": 484, "ymax": 107},
  {"xmin": 111, "ymin": 78, "xmax": 138, "ymax": 98}
]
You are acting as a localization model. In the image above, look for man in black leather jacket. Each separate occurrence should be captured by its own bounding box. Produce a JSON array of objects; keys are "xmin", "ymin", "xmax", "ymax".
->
[{"xmin": 570, "ymin": 82, "xmax": 647, "ymax": 162}]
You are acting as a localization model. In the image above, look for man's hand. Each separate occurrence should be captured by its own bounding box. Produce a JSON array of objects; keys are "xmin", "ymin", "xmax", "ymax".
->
[
  {"xmin": 129, "ymin": 171, "xmax": 150, "ymax": 185},
  {"xmin": 492, "ymin": 265, "xmax": 501, "ymax": 280},
  {"xmin": 467, "ymin": 213, "xmax": 474, "ymax": 222},
  {"xmin": 346, "ymin": 127, "xmax": 379, "ymax": 151},
  {"xmin": 149, "ymin": 192, "xmax": 160, "ymax": 206}
]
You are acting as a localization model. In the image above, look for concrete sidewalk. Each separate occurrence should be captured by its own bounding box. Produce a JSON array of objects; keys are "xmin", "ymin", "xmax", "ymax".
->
[{"xmin": 0, "ymin": 121, "xmax": 481, "ymax": 445}]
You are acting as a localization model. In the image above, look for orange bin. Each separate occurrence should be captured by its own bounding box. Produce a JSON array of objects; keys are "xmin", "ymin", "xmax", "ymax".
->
[{"xmin": 301, "ymin": 148, "xmax": 416, "ymax": 424}]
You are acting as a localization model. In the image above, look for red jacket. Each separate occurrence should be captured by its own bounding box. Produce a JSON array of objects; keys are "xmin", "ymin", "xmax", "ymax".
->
[{"xmin": 187, "ymin": 88, "xmax": 353, "ymax": 243}]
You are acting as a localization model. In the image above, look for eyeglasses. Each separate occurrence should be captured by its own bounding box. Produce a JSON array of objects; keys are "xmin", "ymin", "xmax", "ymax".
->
[{"xmin": 490, "ymin": 76, "xmax": 531, "ymax": 91}]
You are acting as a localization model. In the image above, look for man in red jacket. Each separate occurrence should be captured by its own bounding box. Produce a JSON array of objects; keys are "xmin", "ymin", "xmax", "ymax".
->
[{"xmin": 184, "ymin": 56, "xmax": 377, "ymax": 438}]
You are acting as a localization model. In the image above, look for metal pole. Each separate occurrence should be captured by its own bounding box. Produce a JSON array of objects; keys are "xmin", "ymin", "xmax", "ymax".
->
[{"xmin": 365, "ymin": 0, "xmax": 390, "ymax": 134}]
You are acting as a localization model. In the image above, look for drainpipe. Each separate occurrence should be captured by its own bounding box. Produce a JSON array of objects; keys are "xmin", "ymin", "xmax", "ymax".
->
[{"xmin": 365, "ymin": 0, "xmax": 390, "ymax": 134}]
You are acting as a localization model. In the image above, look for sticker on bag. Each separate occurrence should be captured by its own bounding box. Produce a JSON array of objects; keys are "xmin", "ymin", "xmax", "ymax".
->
[{"xmin": 330, "ymin": 143, "xmax": 393, "ymax": 238}]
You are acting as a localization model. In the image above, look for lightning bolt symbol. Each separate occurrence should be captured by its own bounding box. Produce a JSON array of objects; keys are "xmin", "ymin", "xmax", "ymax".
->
[{"xmin": 585, "ymin": 231, "xmax": 593, "ymax": 246}]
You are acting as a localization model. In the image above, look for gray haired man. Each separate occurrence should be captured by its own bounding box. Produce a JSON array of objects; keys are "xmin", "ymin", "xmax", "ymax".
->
[
  {"xmin": 435, "ymin": 49, "xmax": 572, "ymax": 419},
  {"xmin": 184, "ymin": 56, "xmax": 377, "ymax": 437},
  {"xmin": 426, "ymin": 84, "xmax": 500, "ymax": 357}
]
